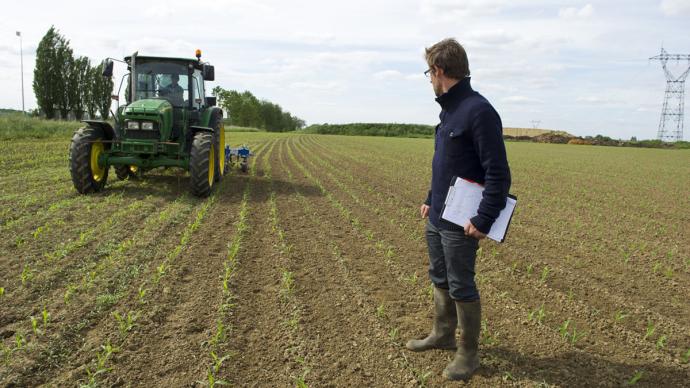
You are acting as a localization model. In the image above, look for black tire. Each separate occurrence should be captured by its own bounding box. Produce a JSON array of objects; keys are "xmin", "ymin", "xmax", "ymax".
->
[
  {"xmin": 189, "ymin": 131, "xmax": 215, "ymax": 197},
  {"xmin": 69, "ymin": 127, "xmax": 109, "ymax": 194},
  {"xmin": 210, "ymin": 110, "xmax": 225, "ymax": 183}
]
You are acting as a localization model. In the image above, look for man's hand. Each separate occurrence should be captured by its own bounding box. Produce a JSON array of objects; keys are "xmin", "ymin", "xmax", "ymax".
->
[
  {"xmin": 463, "ymin": 221, "xmax": 487, "ymax": 240},
  {"xmin": 420, "ymin": 204, "xmax": 430, "ymax": 219}
]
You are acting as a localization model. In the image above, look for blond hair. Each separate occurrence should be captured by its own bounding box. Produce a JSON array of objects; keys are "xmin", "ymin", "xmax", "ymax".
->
[{"xmin": 425, "ymin": 38, "xmax": 470, "ymax": 79}]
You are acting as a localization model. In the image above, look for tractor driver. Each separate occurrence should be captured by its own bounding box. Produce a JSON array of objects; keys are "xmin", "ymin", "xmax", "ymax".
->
[{"xmin": 160, "ymin": 73, "xmax": 184, "ymax": 106}]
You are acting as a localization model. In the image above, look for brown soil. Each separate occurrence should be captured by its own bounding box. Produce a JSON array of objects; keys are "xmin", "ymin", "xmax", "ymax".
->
[{"xmin": 1, "ymin": 135, "xmax": 688, "ymax": 387}]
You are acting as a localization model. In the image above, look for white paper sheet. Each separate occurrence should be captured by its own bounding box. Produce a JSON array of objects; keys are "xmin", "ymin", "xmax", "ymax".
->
[{"xmin": 441, "ymin": 178, "xmax": 517, "ymax": 243}]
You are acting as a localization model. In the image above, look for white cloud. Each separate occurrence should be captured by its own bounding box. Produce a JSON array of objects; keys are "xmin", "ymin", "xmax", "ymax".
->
[
  {"xmin": 559, "ymin": 4, "xmax": 594, "ymax": 18},
  {"xmin": 576, "ymin": 96, "xmax": 616, "ymax": 104},
  {"xmin": 502, "ymin": 95, "xmax": 543, "ymax": 104},
  {"xmin": 373, "ymin": 70, "xmax": 403, "ymax": 80},
  {"xmin": 660, "ymin": 0, "xmax": 690, "ymax": 16}
]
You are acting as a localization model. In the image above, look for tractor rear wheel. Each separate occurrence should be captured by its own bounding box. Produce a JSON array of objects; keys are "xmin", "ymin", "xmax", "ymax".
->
[
  {"xmin": 115, "ymin": 165, "xmax": 140, "ymax": 180},
  {"xmin": 69, "ymin": 126, "xmax": 109, "ymax": 194},
  {"xmin": 189, "ymin": 131, "xmax": 215, "ymax": 197},
  {"xmin": 210, "ymin": 112, "xmax": 225, "ymax": 183}
]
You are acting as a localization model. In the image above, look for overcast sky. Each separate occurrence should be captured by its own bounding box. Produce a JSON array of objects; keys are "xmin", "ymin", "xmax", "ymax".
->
[{"xmin": 1, "ymin": 0, "xmax": 690, "ymax": 139}]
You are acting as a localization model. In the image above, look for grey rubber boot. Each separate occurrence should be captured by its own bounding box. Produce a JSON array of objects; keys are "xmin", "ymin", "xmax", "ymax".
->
[
  {"xmin": 405, "ymin": 287, "xmax": 457, "ymax": 351},
  {"xmin": 443, "ymin": 300, "xmax": 481, "ymax": 381}
]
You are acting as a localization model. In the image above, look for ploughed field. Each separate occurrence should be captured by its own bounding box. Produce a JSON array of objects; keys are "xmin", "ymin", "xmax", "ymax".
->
[{"xmin": 0, "ymin": 133, "xmax": 689, "ymax": 387}]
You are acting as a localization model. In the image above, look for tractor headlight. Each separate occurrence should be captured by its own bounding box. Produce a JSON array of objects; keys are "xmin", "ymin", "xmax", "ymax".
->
[
  {"xmin": 141, "ymin": 121, "xmax": 154, "ymax": 130},
  {"xmin": 126, "ymin": 120, "xmax": 140, "ymax": 130}
]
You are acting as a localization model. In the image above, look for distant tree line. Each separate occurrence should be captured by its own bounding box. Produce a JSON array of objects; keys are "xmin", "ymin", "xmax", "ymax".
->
[
  {"xmin": 33, "ymin": 26, "xmax": 113, "ymax": 120},
  {"xmin": 212, "ymin": 87, "xmax": 305, "ymax": 132},
  {"xmin": 306, "ymin": 123, "xmax": 690, "ymax": 149},
  {"xmin": 304, "ymin": 123, "xmax": 435, "ymax": 137}
]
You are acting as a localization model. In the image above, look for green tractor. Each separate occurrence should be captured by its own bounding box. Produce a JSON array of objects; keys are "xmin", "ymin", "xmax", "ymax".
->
[{"xmin": 69, "ymin": 50, "xmax": 225, "ymax": 197}]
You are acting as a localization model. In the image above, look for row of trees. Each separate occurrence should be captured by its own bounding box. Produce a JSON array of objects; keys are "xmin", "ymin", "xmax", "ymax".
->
[
  {"xmin": 304, "ymin": 123, "xmax": 435, "ymax": 137},
  {"xmin": 33, "ymin": 26, "xmax": 113, "ymax": 120},
  {"xmin": 212, "ymin": 87, "xmax": 305, "ymax": 132}
]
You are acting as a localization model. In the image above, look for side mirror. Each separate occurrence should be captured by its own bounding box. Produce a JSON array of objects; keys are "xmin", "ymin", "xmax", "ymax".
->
[
  {"xmin": 202, "ymin": 64, "xmax": 215, "ymax": 81},
  {"xmin": 102, "ymin": 59, "xmax": 114, "ymax": 77},
  {"xmin": 205, "ymin": 96, "xmax": 217, "ymax": 106}
]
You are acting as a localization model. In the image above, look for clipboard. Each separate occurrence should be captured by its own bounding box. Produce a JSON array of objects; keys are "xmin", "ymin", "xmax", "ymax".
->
[{"xmin": 441, "ymin": 176, "xmax": 517, "ymax": 243}]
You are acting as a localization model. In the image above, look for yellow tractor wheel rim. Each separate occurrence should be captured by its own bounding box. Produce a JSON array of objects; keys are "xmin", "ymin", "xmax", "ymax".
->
[
  {"xmin": 219, "ymin": 127, "xmax": 226, "ymax": 176},
  {"xmin": 90, "ymin": 142, "xmax": 106, "ymax": 182},
  {"xmin": 129, "ymin": 165, "xmax": 138, "ymax": 174},
  {"xmin": 208, "ymin": 144, "xmax": 215, "ymax": 187}
]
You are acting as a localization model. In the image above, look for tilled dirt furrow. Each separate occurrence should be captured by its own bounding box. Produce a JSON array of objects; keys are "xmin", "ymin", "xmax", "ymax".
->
[
  {"xmin": 267, "ymin": 138, "xmax": 419, "ymax": 387},
  {"xmin": 221, "ymin": 139, "xmax": 307, "ymax": 387},
  {"xmin": 99, "ymin": 143, "xmax": 272, "ymax": 386}
]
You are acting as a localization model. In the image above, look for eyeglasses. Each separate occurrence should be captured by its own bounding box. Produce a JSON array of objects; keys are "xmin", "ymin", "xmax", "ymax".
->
[{"xmin": 424, "ymin": 68, "xmax": 433, "ymax": 78}]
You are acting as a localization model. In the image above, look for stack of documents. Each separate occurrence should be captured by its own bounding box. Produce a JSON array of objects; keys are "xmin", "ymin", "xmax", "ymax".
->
[{"xmin": 441, "ymin": 177, "xmax": 517, "ymax": 243}]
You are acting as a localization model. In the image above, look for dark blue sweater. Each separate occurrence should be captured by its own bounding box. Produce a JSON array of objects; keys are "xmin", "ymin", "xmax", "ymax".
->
[{"xmin": 425, "ymin": 77, "xmax": 511, "ymax": 234}]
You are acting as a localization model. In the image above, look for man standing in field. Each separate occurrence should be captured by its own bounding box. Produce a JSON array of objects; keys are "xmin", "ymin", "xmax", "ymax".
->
[{"xmin": 406, "ymin": 38, "xmax": 511, "ymax": 381}]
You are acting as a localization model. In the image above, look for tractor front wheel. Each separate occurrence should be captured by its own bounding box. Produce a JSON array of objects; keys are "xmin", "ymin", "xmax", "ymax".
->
[
  {"xmin": 69, "ymin": 127, "xmax": 109, "ymax": 194},
  {"xmin": 189, "ymin": 131, "xmax": 215, "ymax": 197}
]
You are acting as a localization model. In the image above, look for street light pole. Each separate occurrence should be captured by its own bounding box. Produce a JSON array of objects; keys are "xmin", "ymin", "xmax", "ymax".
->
[{"xmin": 16, "ymin": 31, "xmax": 25, "ymax": 114}]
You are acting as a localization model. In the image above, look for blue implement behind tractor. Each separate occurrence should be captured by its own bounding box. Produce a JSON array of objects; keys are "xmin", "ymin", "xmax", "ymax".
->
[{"xmin": 225, "ymin": 145, "xmax": 253, "ymax": 173}]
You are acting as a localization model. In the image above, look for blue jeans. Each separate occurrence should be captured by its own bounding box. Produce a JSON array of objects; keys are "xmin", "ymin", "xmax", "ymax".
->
[{"xmin": 426, "ymin": 220, "xmax": 480, "ymax": 301}]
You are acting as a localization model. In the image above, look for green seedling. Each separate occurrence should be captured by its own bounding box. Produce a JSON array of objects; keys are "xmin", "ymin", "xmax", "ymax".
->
[
  {"xmin": 663, "ymin": 266, "xmax": 673, "ymax": 279},
  {"xmin": 64, "ymin": 284, "xmax": 77, "ymax": 304},
  {"xmin": 626, "ymin": 370, "xmax": 643, "ymax": 385},
  {"xmin": 293, "ymin": 369, "xmax": 309, "ymax": 388},
  {"xmin": 21, "ymin": 264, "xmax": 32, "ymax": 286},
  {"xmin": 480, "ymin": 319, "xmax": 498, "ymax": 346},
  {"xmin": 138, "ymin": 286, "xmax": 148, "ymax": 304},
  {"xmin": 502, "ymin": 371, "xmax": 515, "ymax": 381},
  {"xmin": 281, "ymin": 270, "xmax": 295, "ymax": 298},
  {"xmin": 402, "ymin": 272, "xmax": 418, "ymax": 285},
  {"xmin": 42, "ymin": 306, "xmax": 49, "ymax": 330},
  {"xmin": 155, "ymin": 263, "xmax": 167, "ymax": 282},
  {"xmin": 680, "ymin": 349, "xmax": 690, "ymax": 364},
  {"xmin": 286, "ymin": 312, "xmax": 300, "ymax": 330},
  {"xmin": 643, "ymin": 321, "xmax": 655, "ymax": 341},
  {"xmin": 540, "ymin": 265, "xmax": 550, "ymax": 283},
  {"xmin": 0, "ymin": 287, "xmax": 4, "ymax": 298},
  {"xmin": 559, "ymin": 319, "xmax": 571, "ymax": 339},
  {"xmin": 113, "ymin": 311, "xmax": 138, "ymax": 338},
  {"xmin": 210, "ymin": 320, "xmax": 225, "ymax": 347},
  {"xmin": 529, "ymin": 304, "xmax": 546, "ymax": 325},
  {"xmin": 614, "ymin": 310, "xmax": 628, "ymax": 323},
  {"xmin": 83, "ymin": 340, "xmax": 119, "ymax": 387},
  {"xmin": 622, "ymin": 250, "xmax": 632, "ymax": 264},
  {"xmin": 655, "ymin": 335, "xmax": 667, "ymax": 350},
  {"xmin": 14, "ymin": 332, "xmax": 25, "ymax": 350},
  {"xmin": 210, "ymin": 350, "xmax": 231, "ymax": 374},
  {"xmin": 652, "ymin": 261, "xmax": 661, "ymax": 274},
  {"xmin": 526, "ymin": 263, "xmax": 534, "ymax": 275},
  {"xmin": 388, "ymin": 327, "xmax": 399, "ymax": 341},
  {"xmin": 375, "ymin": 303, "xmax": 386, "ymax": 319},
  {"xmin": 412, "ymin": 368, "xmax": 432, "ymax": 387},
  {"xmin": 1, "ymin": 342, "xmax": 11, "ymax": 365},
  {"xmin": 31, "ymin": 316, "xmax": 39, "ymax": 335},
  {"xmin": 569, "ymin": 326, "xmax": 585, "ymax": 345}
]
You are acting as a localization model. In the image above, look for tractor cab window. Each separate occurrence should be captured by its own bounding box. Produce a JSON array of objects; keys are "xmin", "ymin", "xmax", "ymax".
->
[{"xmin": 134, "ymin": 61, "xmax": 189, "ymax": 107}]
